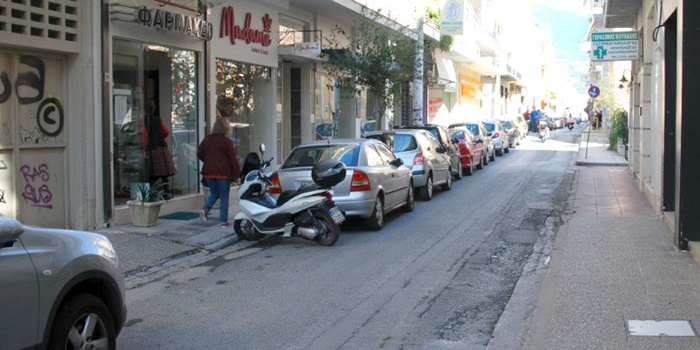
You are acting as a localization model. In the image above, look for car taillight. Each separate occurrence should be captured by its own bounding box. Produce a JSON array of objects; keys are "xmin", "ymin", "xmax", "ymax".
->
[
  {"xmin": 350, "ymin": 170, "xmax": 371, "ymax": 192},
  {"xmin": 493, "ymin": 132, "xmax": 500, "ymax": 138},
  {"xmin": 323, "ymin": 191, "xmax": 333, "ymax": 199},
  {"xmin": 268, "ymin": 172, "xmax": 282, "ymax": 194},
  {"xmin": 413, "ymin": 153, "xmax": 424, "ymax": 166}
]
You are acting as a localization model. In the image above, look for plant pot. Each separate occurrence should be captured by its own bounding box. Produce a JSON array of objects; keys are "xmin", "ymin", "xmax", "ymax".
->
[{"xmin": 127, "ymin": 200, "xmax": 165, "ymax": 227}]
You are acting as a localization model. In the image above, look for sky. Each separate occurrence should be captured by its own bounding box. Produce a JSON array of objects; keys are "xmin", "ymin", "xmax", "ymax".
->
[{"xmin": 530, "ymin": 0, "xmax": 591, "ymax": 88}]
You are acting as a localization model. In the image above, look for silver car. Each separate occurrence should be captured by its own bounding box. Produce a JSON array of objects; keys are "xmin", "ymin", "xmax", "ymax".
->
[
  {"xmin": 272, "ymin": 138, "xmax": 414, "ymax": 231},
  {"xmin": 483, "ymin": 120, "xmax": 509, "ymax": 156},
  {"xmin": 0, "ymin": 217, "xmax": 126, "ymax": 350},
  {"xmin": 390, "ymin": 129, "xmax": 452, "ymax": 201}
]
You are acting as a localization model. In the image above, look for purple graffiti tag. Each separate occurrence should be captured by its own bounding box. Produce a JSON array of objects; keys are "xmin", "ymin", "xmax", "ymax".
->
[{"xmin": 20, "ymin": 163, "xmax": 53, "ymax": 209}]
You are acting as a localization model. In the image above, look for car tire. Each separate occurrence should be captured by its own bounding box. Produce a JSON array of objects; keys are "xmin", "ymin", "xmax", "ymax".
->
[
  {"xmin": 466, "ymin": 156, "xmax": 475, "ymax": 175},
  {"xmin": 48, "ymin": 294, "xmax": 116, "ymax": 350},
  {"xmin": 234, "ymin": 219, "xmax": 265, "ymax": 241},
  {"xmin": 490, "ymin": 149, "xmax": 496, "ymax": 161},
  {"xmin": 366, "ymin": 195, "xmax": 384, "ymax": 231},
  {"xmin": 476, "ymin": 154, "xmax": 484, "ymax": 170},
  {"xmin": 504, "ymin": 145, "xmax": 510, "ymax": 153},
  {"xmin": 442, "ymin": 169, "xmax": 452, "ymax": 191},
  {"xmin": 402, "ymin": 181, "xmax": 415, "ymax": 212},
  {"xmin": 483, "ymin": 153, "xmax": 489, "ymax": 166},
  {"xmin": 455, "ymin": 160, "xmax": 463, "ymax": 180},
  {"xmin": 313, "ymin": 210, "xmax": 340, "ymax": 246},
  {"xmin": 496, "ymin": 147, "xmax": 503, "ymax": 156},
  {"xmin": 419, "ymin": 174, "xmax": 433, "ymax": 201}
]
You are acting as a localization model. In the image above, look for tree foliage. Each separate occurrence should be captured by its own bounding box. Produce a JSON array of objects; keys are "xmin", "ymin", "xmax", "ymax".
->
[{"xmin": 323, "ymin": 7, "xmax": 421, "ymax": 127}]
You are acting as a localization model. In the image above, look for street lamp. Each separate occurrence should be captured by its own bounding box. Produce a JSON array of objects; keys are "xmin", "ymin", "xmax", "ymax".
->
[{"xmin": 618, "ymin": 69, "xmax": 632, "ymax": 89}]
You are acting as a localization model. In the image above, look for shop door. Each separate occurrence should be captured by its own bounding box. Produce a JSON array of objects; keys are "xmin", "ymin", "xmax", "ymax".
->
[{"xmin": 0, "ymin": 51, "xmax": 67, "ymax": 227}]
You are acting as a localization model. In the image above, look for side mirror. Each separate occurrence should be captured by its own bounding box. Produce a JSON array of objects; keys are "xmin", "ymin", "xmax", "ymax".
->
[{"xmin": 0, "ymin": 218, "xmax": 24, "ymax": 247}]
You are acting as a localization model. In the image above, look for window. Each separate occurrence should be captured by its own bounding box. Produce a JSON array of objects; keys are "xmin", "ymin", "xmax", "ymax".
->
[
  {"xmin": 112, "ymin": 40, "xmax": 198, "ymax": 205},
  {"xmin": 365, "ymin": 145, "xmax": 383, "ymax": 167}
]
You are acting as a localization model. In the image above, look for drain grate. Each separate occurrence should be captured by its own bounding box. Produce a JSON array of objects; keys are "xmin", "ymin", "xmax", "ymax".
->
[{"xmin": 626, "ymin": 320, "xmax": 697, "ymax": 337}]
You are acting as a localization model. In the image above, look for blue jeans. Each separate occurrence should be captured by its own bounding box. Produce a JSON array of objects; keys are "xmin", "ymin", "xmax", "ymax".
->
[{"xmin": 204, "ymin": 178, "xmax": 231, "ymax": 224}]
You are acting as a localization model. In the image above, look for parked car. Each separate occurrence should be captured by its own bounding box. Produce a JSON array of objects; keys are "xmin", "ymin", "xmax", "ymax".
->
[
  {"xmin": 0, "ymin": 216, "xmax": 127, "ymax": 350},
  {"xmin": 483, "ymin": 120, "xmax": 509, "ymax": 156},
  {"xmin": 451, "ymin": 122, "xmax": 496, "ymax": 162},
  {"xmin": 497, "ymin": 119, "xmax": 518, "ymax": 149},
  {"xmin": 389, "ymin": 129, "xmax": 453, "ymax": 201},
  {"xmin": 449, "ymin": 126, "xmax": 484, "ymax": 175},
  {"xmin": 397, "ymin": 124, "xmax": 463, "ymax": 180},
  {"xmin": 513, "ymin": 115, "xmax": 528, "ymax": 143},
  {"xmin": 270, "ymin": 138, "xmax": 414, "ymax": 231}
]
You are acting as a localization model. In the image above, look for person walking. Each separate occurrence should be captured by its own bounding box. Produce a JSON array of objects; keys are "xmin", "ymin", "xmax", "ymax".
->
[{"xmin": 197, "ymin": 117, "xmax": 241, "ymax": 227}]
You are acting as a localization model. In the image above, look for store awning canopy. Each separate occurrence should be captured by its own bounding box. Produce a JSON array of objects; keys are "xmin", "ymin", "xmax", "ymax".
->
[{"xmin": 434, "ymin": 50, "xmax": 457, "ymax": 85}]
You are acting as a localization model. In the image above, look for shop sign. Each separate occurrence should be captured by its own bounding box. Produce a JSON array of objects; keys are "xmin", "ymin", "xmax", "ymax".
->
[
  {"xmin": 294, "ymin": 42, "xmax": 321, "ymax": 55},
  {"xmin": 134, "ymin": 7, "xmax": 213, "ymax": 40},
  {"xmin": 591, "ymin": 31, "xmax": 639, "ymax": 61},
  {"xmin": 219, "ymin": 6, "xmax": 273, "ymax": 52},
  {"xmin": 429, "ymin": 97, "xmax": 444, "ymax": 115},
  {"xmin": 440, "ymin": 0, "xmax": 464, "ymax": 35}
]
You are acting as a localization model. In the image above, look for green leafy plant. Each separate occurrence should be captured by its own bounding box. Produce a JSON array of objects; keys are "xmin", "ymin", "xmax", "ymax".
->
[
  {"xmin": 608, "ymin": 108, "xmax": 628, "ymax": 150},
  {"xmin": 323, "ymin": 6, "xmax": 419, "ymax": 128},
  {"xmin": 134, "ymin": 178, "xmax": 167, "ymax": 204}
]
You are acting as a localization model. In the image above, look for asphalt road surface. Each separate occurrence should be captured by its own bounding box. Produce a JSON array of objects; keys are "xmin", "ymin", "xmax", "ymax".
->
[{"xmin": 118, "ymin": 126, "xmax": 584, "ymax": 350}]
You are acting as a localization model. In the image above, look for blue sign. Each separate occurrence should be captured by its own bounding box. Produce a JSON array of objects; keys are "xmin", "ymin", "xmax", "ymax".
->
[{"xmin": 588, "ymin": 85, "xmax": 600, "ymax": 98}]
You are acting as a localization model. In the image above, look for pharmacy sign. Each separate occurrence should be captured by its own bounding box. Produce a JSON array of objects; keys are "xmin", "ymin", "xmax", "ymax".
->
[{"xmin": 591, "ymin": 31, "xmax": 639, "ymax": 61}]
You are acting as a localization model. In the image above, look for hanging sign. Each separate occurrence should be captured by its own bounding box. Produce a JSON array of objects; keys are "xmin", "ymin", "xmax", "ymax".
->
[
  {"xmin": 591, "ymin": 31, "xmax": 639, "ymax": 61},
  {"xmin": 134, "ymin": 7, "xmax": 213, "ymax": 40}
]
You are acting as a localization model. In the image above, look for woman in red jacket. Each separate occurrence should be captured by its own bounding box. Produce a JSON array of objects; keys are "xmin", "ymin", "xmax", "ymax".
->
[{"xmin": 197, "ymin": 117, "xmax": 241, "ymax": 227}]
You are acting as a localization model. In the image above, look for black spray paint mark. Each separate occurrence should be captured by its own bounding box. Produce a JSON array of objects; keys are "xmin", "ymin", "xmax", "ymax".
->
[
  {"xmin": 16, "ymin": 55, "xmax": 45, "ymax": 105},
  {"xmin": 37, "ymin": 97, "xmax": 64, "ymax": 137}
]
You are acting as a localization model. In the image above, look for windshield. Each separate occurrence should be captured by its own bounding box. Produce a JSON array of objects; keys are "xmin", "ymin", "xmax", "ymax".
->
[
  {"xmin": 465, "ymin": 124, "xmax": 479, "ymax": 135},
  {"xmin": 283, "ymin": 144, "xmax": 359, "ymax": 168}
]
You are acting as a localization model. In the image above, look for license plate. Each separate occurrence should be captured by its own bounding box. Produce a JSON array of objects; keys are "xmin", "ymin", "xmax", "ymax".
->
[{"xmin": 328, "ymin": 206, "xmax": 345, "ymax": 224}]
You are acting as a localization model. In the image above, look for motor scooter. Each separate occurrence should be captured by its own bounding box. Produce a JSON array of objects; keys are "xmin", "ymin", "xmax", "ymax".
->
[
  {"xmin": 538, "ymin": 120, "xmax": 550, "ymax": 142},
  {"xmin": 233, "ymin": 144, "xmax": 346, "ymax": 246},
  {"xmin": 566, "ymin": 120, "xmax": 575, "ymax": 130}
]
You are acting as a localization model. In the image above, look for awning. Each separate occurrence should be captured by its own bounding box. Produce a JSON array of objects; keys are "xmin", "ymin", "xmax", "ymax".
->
[{"xmin": 434, "ymin": 50, "xmax": 457, "ymax": 86}]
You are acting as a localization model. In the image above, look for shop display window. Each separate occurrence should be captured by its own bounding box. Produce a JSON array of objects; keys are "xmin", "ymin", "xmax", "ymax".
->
[{"xmin": 112, "ymin": 39, "xmax": 199, "ymax": 205}]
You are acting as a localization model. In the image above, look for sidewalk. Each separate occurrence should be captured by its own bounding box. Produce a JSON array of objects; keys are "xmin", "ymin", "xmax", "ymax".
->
[{"xmin": 489, "ymin": 127, "xmax": 700, "ymax": 349}]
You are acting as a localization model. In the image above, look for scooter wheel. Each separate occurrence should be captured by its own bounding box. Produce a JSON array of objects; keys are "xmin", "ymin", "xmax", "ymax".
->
[
  {"xmin": 313, "ymin": 211, "xmax": 340, "ymax": 246},
  {"xmin": 234, "ymin": 219, "xmax": 264, "ymax": 241}
]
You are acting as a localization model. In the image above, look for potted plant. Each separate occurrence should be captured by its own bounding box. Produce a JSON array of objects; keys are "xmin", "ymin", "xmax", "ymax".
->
[{"xmin": 126, "ymin": 178, "xmax": 167, "ymax": 227}]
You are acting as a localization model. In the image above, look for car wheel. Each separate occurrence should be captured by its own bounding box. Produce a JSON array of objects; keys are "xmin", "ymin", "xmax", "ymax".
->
[
  {"xmin": 483, "ymin": 153, "xmax": 489, "ymax": 166},
  {"xmin": 442, "ymin": 169, "xmax": 452, "ymax": 191},
  {"xmin": 313, "ymin": 210, "xmax": 340, "ymax": 246},
  {"xmin": 496, "ymin": 147, "xmax": 503, "ymax": 156},
  {"xmin": 402, "ymin": 181, "xmax": 415, "ymax": 212},
  {"xmin": 455, "ymin": 160, "xmax": 463, "ymax": 180},
  {"xmin": 419, "ymin": 174, "xmax": 433, "ymax": 201},
  {"xmin": 466, "ymin": 156, "xmax": 475, "ymax": 175},
  {"xmin": 490, "ymin": 148, "xmax": 496, "ymax": 161},
  {"xmin": 366, "ymin": 195, "xmax": 384, "ymax": 231},
  {"xmin": 234, "ymin": 219, "xmax": 264, "ymax": 241},
  {"xmin": 48, "ymin": 294, "xmax": 116, "ymax": 350}
]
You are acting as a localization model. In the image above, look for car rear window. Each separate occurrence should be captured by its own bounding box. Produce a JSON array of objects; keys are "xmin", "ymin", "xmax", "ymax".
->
[
  {"xmin": 393, "ymin": 134, "xmax": 418, "ymax": 152},
  {"xmin": 450, "ymin": 130, "xmax": 465, "ymax": 140},
  {"xmin": 465, "ymin": 124, "xmax": 479, "ymax": 135},
  {"xmin": 501, "ymin": 121, "xmax": 512, "ymax": 129},
  {"xmin": 483, "ymin": 123, "xmax": 496, "ymax": 132},
  {"xmin": 282, "ymin": 144, "xmax": 359, "ymax": 168}
]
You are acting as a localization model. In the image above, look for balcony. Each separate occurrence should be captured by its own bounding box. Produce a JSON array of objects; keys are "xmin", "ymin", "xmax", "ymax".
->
[{"xmin": 603, "ymin": 0, "xmax": 642, "ymax": 28}]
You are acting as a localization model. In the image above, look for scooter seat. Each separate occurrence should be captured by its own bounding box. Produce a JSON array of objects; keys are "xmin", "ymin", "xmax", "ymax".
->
[{"xmin": 276, "ymin": 184, "xmax": 320, "ymax": 207}]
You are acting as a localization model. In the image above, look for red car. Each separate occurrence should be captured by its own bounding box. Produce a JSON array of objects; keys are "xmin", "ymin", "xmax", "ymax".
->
[{"xmin": 449, "ymin": 126, "xmax": 485, "ymax": 175}]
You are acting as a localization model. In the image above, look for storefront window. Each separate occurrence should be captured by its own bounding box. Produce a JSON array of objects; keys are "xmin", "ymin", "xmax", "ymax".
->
[
  {"xmin": 215, "ymin": 59, "xmax": 269, "ymax": 165},
  {"xmin": 112, "ymin": 40, "xmax": 198, "ymax": 206}
]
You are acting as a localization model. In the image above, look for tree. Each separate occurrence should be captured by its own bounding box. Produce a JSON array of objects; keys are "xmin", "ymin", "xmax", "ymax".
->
[{"xmin": 323, "ymin": 7, "xmax": 422, "ymax": 129}]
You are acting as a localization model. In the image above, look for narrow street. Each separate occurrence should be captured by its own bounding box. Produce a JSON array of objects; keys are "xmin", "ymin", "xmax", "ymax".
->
[{"xmin": 117, "ymin": 128, "xmax": 582, "ymax": 350}]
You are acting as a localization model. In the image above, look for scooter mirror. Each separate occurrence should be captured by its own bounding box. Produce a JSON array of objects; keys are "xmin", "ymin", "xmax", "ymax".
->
[{"xmin": 259, "ymin": 143, "xmax": 266, "ymax": 154}]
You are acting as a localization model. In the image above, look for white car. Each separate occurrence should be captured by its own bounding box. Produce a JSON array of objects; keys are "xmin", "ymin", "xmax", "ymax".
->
[{"xmin": 0, "ymin": 217, "xmax": 127, "ymax": 350}]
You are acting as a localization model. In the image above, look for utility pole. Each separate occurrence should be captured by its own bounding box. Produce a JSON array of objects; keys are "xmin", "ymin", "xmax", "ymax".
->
[{"xmin": 413, "ymin": 17, "xmax": 424, "ymax": 126}]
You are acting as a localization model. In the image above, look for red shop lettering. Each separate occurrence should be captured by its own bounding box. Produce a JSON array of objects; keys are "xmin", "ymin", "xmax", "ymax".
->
[{"xmin": 220, "ymin": 6, "xmax": 272, "ymax": 47}]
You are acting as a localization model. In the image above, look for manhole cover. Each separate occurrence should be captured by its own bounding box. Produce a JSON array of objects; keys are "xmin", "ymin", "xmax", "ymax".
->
[{"xmin": 626, "ymin": 320, "xmax": 697, "ymax": 336}]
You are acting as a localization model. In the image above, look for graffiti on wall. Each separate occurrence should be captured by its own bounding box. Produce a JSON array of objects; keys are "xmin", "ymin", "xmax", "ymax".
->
[
  {"xmin": 20, "ymin": 163, "xmax": 53, "ymax": 209},
  {"xmin": 0, "ymin": 55, "xmax": 65, "ymax": 144}
]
